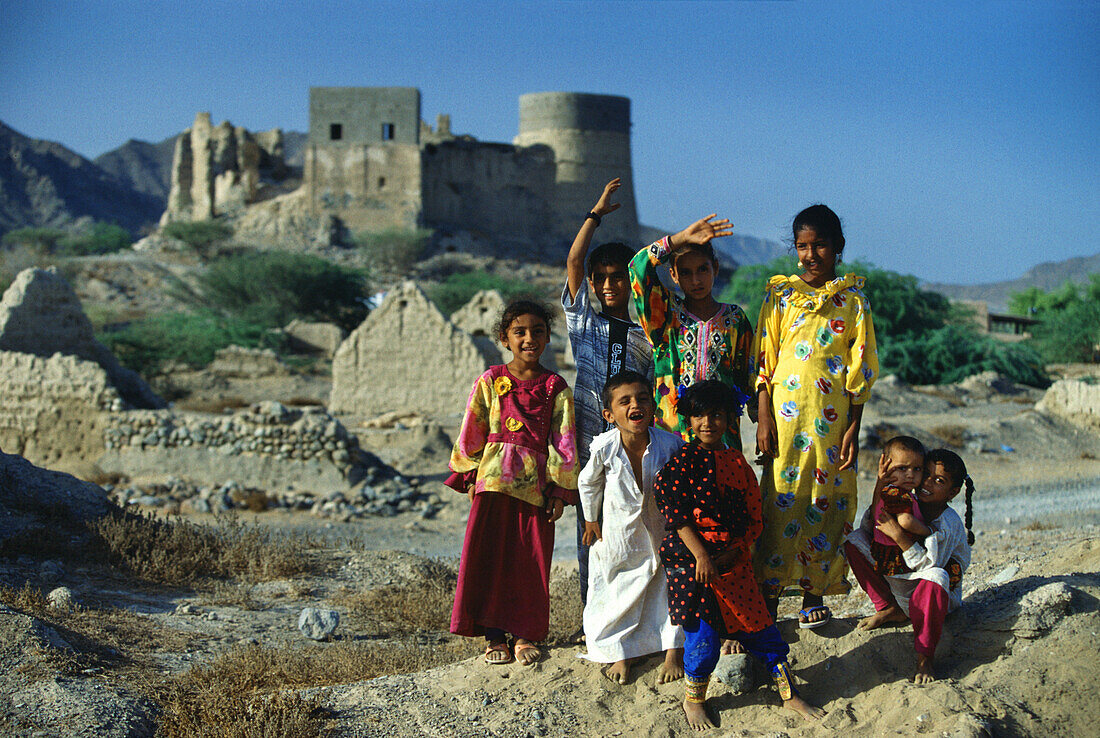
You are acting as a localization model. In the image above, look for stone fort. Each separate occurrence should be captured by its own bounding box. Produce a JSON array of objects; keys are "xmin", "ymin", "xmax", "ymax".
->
[{"xmin": 163, "ymin": 88, "xmax": 640, "ymax": 254}]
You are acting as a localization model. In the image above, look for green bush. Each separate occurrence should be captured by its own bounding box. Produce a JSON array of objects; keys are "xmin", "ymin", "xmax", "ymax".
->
[
  {"xmin": 196, "ymin": 251, "xmax": 369, "ymax": 331},
  {"xmin": 719, "ymin": 256, "xmax": 1047, "ymax": 386},
  {"xmin": 427, "ymin": 271, "xmax": 532, "ymax": 316},
  {"xmin": 55, "ymin": 222, "xmax": 132, "ymax": 256},
  {"xmin": 1011, "ymin": 275, "xmax": 1100, "ymax": 364},
  {"xmin": 354, "ymin": 227, "xmax": 432, "ymax": 273},
  {"xmin": 163, "ymin": 219, "xmax": 233, "ymax": 257},
  {"xmin": 98, "ymin": 311, "xmax": 282, "ymax": 376},
  {"xmin": 1, "ymin": 227, "xmax": 67, "ymax": 252},
  {"xmin": 718, "ymin": 255, "xmax": 799, "ymax": 319},
  {"xmin": 882, "ymin": 324, "xmax": 1049, "ymax": 387}
]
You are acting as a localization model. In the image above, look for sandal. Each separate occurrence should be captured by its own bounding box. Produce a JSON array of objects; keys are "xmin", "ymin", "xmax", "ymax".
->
[
  {"xmin": 798, "ymin": 605, "xmax": 831, "ymax": 629},
  {"xmin": 484, "ymin": 642, "xmax": 513, "ymax": 664},
  {"xmin": 513, "ymin": 640, "xmax": 541, "ymax": 665}
]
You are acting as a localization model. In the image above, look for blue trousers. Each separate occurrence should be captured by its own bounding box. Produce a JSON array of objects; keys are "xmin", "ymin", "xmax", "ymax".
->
[{"xmin": 682, "ymin": 617, "xmax": 790, "ymax": 680}]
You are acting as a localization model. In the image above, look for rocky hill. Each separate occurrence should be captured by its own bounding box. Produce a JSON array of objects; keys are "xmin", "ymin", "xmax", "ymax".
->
[
  {"xmin": 925, "ymin": 252, "xmax": 1100, "ymax": 312},
  {"xmin": 92, "ymin": 137, "xmax": 177, "ymax": 202},
  {"xmin": 0, "ymin": 120, "xmax": 163, "ymax": 236}
]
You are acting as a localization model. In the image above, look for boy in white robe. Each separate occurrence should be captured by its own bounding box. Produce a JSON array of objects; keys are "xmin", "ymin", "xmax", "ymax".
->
[{"xmin": 579, "ymin": 370, "xmax": 685, "ymax": 684}]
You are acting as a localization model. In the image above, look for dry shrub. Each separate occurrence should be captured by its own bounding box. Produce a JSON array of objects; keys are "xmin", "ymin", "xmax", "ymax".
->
[
  {"xmin": 90, "ymin": 511, "xmax": 316, "ymax": 585},
  {"xmin": 199, "ymin": 581, "xmax": 258, "ymax": 610},
  {"xmin": 931, "ymin": 424, "xmax": 968, "ymax": 448},
  {"xmin": 154, "ymin": 640, "xmax": 473, "ymax": 737}
]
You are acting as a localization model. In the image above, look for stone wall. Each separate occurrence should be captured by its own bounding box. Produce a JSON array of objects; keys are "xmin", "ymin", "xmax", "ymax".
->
[
  {"xmin": 420, "ymin": 139, "xmax": 556, "ymax": 246},
  {"xmin": 97, "ymin": 402, "xmax": 373, "ymax": 495},
  {"xmin": 304, "ymin": 142, "xmax": 422, "ymax": 233}
]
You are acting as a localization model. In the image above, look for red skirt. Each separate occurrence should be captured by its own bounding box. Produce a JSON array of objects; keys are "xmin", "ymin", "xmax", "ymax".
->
[{"xmin": 450, "ymin": 491, "xmax": 555, "ymax": 642}]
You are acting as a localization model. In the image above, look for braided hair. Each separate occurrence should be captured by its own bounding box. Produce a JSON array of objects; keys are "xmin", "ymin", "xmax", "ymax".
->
[{"xmin": 925, "ymin": 448, "xmax": 975, "ymax": 545}]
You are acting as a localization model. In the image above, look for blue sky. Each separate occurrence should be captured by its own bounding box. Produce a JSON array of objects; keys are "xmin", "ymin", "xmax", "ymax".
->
[{"xmin": 1, "ymin": 1, "xmax": 1097, "ymax": 284}]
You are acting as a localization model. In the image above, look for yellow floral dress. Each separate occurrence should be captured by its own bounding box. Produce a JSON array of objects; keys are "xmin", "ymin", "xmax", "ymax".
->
[{"xmin": 751, "ymin": 274, "xmax": 878, "ymax": 598}]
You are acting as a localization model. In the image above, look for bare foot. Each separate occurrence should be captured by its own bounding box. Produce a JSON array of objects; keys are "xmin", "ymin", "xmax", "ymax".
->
[
  {"xmin": 857, "ymin": 605, "xmax": 909, "ymax": 631},
  {"xmin": 606, "ymin": 659, "xmax": 631, "ymax": 684},
  {"xmin": 783, "ymin": 694, "xmax": 826, "ymax": 721},
  {"xmin": 720, "ymin": 639, "xmax": 745, "ymax": 655},
  {"xmin": 913, "ymin": 653, "xmax": 936, "ymax": 684},
  {"xmin": 657, "ymin": 649, "xmax": 684, "ymax": 683},
  {"xmin": 514, "ymin": 638, "xmax": 540, "ymax": 666},
  {"xmin": 683, "ymin": 699, "xmax": 716, "ymax": 731}
]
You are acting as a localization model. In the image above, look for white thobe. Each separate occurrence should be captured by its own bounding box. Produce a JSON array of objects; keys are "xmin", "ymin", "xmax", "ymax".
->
[
  {"xmin": 847, "ymin": 506, "xmax": 972, "ymax": 616},
  {"xmin": 579, "ymin": 427, "xmax": 686, "ymax": 663}
]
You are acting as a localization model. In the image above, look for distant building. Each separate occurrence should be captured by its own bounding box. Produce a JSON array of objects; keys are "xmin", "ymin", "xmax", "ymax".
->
[
  {"xmin": 303, "ymin": 87, "xmax": 640, "ymax": 253},
  {"xmin": 955, "ymin": 300, "xmax": 1039, "ymax": 342}
]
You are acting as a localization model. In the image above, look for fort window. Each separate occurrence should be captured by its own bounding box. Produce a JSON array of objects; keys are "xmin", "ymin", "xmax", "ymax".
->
[
  {"xmin": 329, "ymin": 123, "xmax": 342, "ymax": 141},
  {"xmin": 382, "ymin": 123, "xmax": 395, "ymax": 140},
  {"xmin": 378, "ymin": 177, "xmax": 386, "ymax": 189}
]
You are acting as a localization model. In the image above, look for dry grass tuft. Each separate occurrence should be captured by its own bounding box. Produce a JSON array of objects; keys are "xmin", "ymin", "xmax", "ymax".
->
[
  {"xmin": 1022, "ymin": 520, "xmax": 1059, "ymax": 531},
  {"xmin": 931, "ymin": 424, "xmax": 968, "ymax": 448},
  {"xmin": 338, "ymin": 559, "xmax": 456, "ymax": 634},
  {"xmin": 153, "ymin": 639, "xmax": 475, "ymax": 737},
  {"xmin": 0, "ymin": 584, "xmax": 194, "ymax": 677},
  {"xmin": 90, "ymin": 511, "xmax": 317, "ymax": 586}
]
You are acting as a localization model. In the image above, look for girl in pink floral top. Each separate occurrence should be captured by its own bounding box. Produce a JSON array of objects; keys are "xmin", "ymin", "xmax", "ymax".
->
[{"xmin": 446, "ymin": 300, "xmax": 579, "ymax": 665}]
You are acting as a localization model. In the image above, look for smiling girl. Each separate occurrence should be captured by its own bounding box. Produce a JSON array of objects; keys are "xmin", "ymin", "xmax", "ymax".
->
[
  {"xmin": 446, "ymin": 300, "xmax": 579, "ymax": 666},
  {"xmin": 752, "ymin": 205, "xmax": 879, "ymax": 629}
]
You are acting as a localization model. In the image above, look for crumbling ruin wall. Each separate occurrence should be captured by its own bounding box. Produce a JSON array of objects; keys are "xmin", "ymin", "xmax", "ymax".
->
[
  {"xmin": 330, "ymin": 281, "xmax": 493, "ymax": 417},
  {"xmin": 1037, "ymin": 379, "xmax": 1100, "ymax": 431},
  {"xmin": 0, "ymin": 267, "xmax": 162, "ymax": 409},
  {"xmin": 161, "ymin": 112, "xmax": 287, "ymax": 224},
  {"xmin": 0, "ymin": 351, "xmax": 120, "ymax": 468}
]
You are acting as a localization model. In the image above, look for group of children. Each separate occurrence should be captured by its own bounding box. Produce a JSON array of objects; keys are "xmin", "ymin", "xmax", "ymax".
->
[{"xmin": 444, "ymin": 179, "xmax": 977, "ymax": 729}]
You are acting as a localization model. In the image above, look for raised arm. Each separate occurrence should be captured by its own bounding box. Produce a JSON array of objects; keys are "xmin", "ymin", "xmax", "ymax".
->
[{"xmin": 566, "ymin": 178, "xmax": 622, "ymax": 300}]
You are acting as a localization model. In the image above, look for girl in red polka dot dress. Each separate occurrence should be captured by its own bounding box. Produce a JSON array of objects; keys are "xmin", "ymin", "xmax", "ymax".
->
[{"xmin": 654, "ymin": 381, "xmax": 824, "ymax": 729}]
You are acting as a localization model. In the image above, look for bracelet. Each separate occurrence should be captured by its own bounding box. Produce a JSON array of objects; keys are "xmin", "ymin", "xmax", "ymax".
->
[{"xmin": 585, "ymin": 212, "xmax": 601, "ymax": 226}]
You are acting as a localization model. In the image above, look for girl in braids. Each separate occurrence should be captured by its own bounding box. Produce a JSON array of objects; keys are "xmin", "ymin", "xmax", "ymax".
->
[{"xmin": 844, "ymin": 449, "xmax": 975, "ymax": 684}]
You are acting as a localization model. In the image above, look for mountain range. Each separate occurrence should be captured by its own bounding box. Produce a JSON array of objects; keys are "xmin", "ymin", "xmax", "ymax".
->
[{"xmin": 923, "ymin": 253, "xmax": 1100, "ymax": 313}]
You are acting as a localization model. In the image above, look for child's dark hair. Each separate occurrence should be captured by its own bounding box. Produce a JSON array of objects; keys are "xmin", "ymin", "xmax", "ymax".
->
[
  {"xmin": 792, "ymin": 204, "xmax": 846, "ymax": 257},
  {"xmin": 883, "ymin": 435, "xmax": 926, "ymax": 457},
  {"xmin": 925, "ymin": 448, "xmax": 975, "ymax": 545},
  {"xmin": 496, "ymin": 299, "xmax": 553, "ymax": 342},
  {"xmin": 587, "ymin": 242, "xmax": 634, "ymax": 279},
  {"xmin": 601, "ymin": 370, "xmax": 651, "ymax": 409},
  {"xmin": 676, "ymin": 380, "xmax": 745, "ymax": 421},
  {"xmin": 670, "ymin": 241, "xmax": 718, "ymax": 270}
]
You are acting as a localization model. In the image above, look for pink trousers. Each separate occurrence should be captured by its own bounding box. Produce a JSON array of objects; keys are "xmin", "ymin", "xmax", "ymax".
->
[{"xmin": 844, "ymin": 542, "xmax": 949, "ymax": 657}]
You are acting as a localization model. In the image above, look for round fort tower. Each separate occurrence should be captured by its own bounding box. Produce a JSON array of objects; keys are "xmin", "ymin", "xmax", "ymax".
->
[{"xmin": 514, "ymin": 92, "xmax": 640, "ymax": 247}]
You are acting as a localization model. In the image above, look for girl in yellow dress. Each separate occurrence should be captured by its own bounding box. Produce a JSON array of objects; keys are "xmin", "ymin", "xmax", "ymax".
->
[{"xmin": 753, "ymin": 205, "xmax": 879, "ymax": 628}]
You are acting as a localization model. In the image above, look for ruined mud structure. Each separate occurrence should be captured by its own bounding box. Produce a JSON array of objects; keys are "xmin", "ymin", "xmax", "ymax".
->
[{"xmin": 161, "ymin": 87, "xmax": 639, "ymax": 255}]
